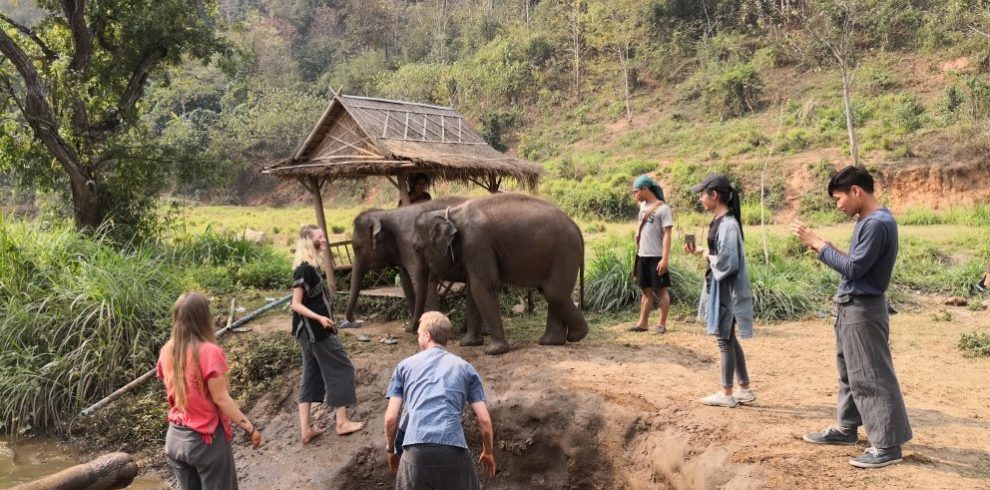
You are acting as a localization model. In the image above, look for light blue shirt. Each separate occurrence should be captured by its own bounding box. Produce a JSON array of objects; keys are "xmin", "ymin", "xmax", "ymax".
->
[{"xmin": 386, "ymin": 347, "xmax": 486, "ymax": 449}]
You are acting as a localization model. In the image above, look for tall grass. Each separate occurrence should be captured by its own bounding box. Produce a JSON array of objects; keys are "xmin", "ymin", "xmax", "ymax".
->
[
  {"xmin": 0, "ymin": 222, "xmax": 180, "ymax": 433},
  {"xmin": 0, "ymin": 221, "xmax": 293, "ymax": 434},
  {"xmin": 585, "ymin": 240, "xmax": 701, "ymax": 313},
  {"xmin": 899, "ymin": 205, "xmax": 990, "ymax": 226}
]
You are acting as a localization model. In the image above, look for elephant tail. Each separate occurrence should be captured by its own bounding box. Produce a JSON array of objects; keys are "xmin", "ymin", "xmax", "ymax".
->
[{"xmin": 578, "ymin": 230, "xmax": 585, "ymax": 311}]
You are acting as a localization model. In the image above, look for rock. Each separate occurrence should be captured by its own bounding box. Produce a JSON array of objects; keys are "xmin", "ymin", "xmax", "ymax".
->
[
  {"xmin": 944, "ymin": 297, "xmax": 968, "ymax": 307},
  {"xmin": 510, "ymin": 304, "xmax": 526, "ymax": 315}
]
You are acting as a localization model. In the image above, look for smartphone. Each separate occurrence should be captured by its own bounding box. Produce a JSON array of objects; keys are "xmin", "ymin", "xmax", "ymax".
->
[{"xmin": 685, "ymin": 233, "xmax": 696, "ymax": 251}]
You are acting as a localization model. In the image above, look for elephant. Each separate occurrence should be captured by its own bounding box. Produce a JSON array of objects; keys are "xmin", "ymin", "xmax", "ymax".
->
[
  {"xmin": 345, "ymin": 197, "xmax": 471, "ymax": 331},
  {"xmin": 412, "ymin": 193, "xmax": 588, "ymax": 355}
]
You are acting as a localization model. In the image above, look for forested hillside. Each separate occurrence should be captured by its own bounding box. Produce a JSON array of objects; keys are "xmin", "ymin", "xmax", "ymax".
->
[{"xmin": 3, "ymin": 0, "xmax": 990, "ymax": 225}]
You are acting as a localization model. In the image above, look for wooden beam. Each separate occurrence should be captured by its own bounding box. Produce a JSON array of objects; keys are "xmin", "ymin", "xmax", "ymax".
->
[
  {"xmin": 396, "ymin": 174, "xmax": 411, "ymax": 206},
  {"xmin": 308, "ymin": 176, "xmax": 337, "ymax": 293}
]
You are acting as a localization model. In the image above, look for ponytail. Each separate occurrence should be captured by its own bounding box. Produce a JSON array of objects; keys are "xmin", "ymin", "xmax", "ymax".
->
[{"xmin": 727, "ymin": 188, "xmax": 744, "ymax": 241}]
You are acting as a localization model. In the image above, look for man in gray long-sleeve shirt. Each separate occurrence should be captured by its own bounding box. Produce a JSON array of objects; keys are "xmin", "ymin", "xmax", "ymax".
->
[{"xmin": 791, "ymin": 166, "xmax": 912, "ymax": 469}]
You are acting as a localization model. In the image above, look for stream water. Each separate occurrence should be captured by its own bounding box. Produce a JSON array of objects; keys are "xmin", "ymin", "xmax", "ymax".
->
[{"xmin": 0, "ymin": 437, "xmax": 167, "ymax": 488}]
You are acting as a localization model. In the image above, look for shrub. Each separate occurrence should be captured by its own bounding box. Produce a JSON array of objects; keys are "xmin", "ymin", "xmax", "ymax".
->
[
  {"xmin": 227, "ymin": 332, "xmax": 299, "ymax": 401},
  {"xmin": 702, "ymin": 62, "xmax": 763, "ymax": 120},
  {"xmin": 542, "ymin": 177, "xmax": 638, "ymax": 221},
  {"xmin": 958, "ymin": 331, "xmax": 990, "ymax": 357},
  {"xmin": 748, "ymin": 262, "xmax": 827, "ymax": 322},
  {"xmin": 894, "ymin": 95, "xmax": 925, "ymax": 132}
]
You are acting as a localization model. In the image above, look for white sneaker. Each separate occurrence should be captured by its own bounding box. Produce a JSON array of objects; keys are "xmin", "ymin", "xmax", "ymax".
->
[
  {"xmin": 733, "ymin": 388, "xmax": 757, "ymax": 404},
  {"xmin": 700, "ymin": 392, "xmax": 738, "ymax": 407}
]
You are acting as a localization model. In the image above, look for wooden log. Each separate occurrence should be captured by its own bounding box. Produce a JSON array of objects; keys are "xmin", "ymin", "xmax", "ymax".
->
[{"xmin": 10, "ymin": 452, "xmax": 137, "ymax": 490}]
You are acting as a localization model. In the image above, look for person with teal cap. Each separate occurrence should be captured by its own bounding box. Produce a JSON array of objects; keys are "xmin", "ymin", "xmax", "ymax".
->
[{"xmin": 630, "ymin": 174, "xmax": 674, "ymax": 334}]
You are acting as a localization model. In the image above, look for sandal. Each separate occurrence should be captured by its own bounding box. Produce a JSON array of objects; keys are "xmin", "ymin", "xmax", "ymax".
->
[
  {"xmin": 626, "ymin": 325, "xmax": 648, "ymax": 332},
  {"xmin": 355, "ymin": 334, "xmax": 371, "ymax": 342}
]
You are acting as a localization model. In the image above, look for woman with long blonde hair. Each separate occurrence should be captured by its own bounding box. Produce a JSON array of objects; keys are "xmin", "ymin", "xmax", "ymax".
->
[
  {"xmin": 292, "ymin": 225, "xmax": 365, "ymax": 443},
  {"xmin": 157, "ymin": 293, "xmax": 262, "ymax": 489}
]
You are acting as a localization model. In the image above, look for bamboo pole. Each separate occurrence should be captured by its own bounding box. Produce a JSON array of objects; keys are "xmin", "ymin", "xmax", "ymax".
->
[{"xmin": 79, "ymin": 294, "xmax": 292, "ymax": 417}]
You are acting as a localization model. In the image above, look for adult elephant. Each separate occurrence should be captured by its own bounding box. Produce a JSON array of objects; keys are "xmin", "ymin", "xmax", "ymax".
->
[
  {"xmin": 412, "ymin": 193, "xmax": 588, "ymax": 355},
  {"xmin": 345, "ymin": 197, "xmax": 470, "ymax": 330}
]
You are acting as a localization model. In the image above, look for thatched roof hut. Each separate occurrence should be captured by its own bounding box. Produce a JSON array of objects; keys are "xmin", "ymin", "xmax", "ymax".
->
[
  {"xmin": 261, "ymin": 93, "xmax": 543, "ymax": 289},
  {"xmin": 263, "ymin": 94, "xmax": 542, "ymax": 193}
]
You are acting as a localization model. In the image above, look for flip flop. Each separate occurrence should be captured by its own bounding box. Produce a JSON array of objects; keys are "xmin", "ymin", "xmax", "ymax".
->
[
  {"xmin": 380, "ymin": 334, "xmax": 398, "ymax": 345},
  {"xmin": 355, "ymin": 334, "xmax": 371, "ymax": 342},
  {"xmin": 626, "ymin": 325, "xmax": 648, "ymax": 332}
]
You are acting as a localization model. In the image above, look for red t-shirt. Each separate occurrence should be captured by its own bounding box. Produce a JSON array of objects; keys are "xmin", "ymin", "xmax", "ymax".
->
[{"xmin": 156, "ymin": 342, "xmax": 232, "ymax": 444}]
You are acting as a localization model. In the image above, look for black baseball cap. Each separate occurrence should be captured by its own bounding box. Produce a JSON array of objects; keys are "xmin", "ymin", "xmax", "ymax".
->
[{"xmin": 691, "ymin": 174, "xmax": 733, "ymax": 193}]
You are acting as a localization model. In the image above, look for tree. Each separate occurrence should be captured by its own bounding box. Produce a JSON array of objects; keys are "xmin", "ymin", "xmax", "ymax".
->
[
  {"xmin": 783, "ymin": 0, "xmax": 874, "ymax": 166},
  {"xmin": 586, "ymin": 0, "xmax": 643, "ymax": 121},
  {"xmin": 0, "ymin": 0, "xmax": 227, "ymax": 232}
]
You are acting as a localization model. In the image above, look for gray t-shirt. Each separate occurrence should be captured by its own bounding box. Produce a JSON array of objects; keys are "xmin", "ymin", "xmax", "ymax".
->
[{"xmin": 637, "ymin": 202, "xmax": 673, "ymax": 257}]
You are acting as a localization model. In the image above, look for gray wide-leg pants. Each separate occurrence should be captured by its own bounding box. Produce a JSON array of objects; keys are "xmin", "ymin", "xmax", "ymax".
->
[{"xmin": 834, "ymin": 295, "xmax": 912, "ymax": 448}]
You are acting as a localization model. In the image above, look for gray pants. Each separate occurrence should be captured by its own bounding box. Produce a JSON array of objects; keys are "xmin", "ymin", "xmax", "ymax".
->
[
  {"xmin": 165, "ymin": 423, "xmax": 237, "ymax": 490},
  {"xmin": 396, "ymin": 444, "xmax": 479, "ymax": 490},
  {"xmin": 717, "ymin": 321, "xmax": 749, "ymax": 389},
  {"xmin": 834, "ymin": 295, "xmax": 912, "ymax": 448},
  {"xmin": 297, "ymin": 333, "xmax": 358, "ymax": 407}
]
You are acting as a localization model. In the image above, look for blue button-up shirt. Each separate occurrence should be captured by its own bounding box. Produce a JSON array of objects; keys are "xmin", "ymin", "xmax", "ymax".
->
[
  {"xmin": 386, "ymin": 347, "xmax": 486, "ymax": 449},
  {"xmin": 818, "ymin": 208, "xmax": 898, "ymax": 303}
]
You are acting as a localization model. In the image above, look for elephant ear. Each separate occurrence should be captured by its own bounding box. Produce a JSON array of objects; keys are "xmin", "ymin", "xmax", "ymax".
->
[
  {"xmin": 429, "ymin": 215, "xmax": 458, "ymax": 261},
  {"xmin": 370, "ymin": 216, "xmax": 383, "ymax": 250}
]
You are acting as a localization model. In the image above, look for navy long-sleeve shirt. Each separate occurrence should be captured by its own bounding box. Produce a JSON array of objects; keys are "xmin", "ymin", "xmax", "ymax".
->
[{"xmin": 818, "ymin": 208, "xmax": 898, "ymax": 303}]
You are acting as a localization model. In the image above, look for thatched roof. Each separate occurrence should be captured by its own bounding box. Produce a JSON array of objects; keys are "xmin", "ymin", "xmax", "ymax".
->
[{"xmin": 262, "ymin": 95, "xmax": 542, "ymax": 189}]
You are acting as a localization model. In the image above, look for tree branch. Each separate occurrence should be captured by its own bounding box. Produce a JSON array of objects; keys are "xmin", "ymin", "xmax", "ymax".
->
[
  {"xmin": 0, "ymin": 12, "xmax": 58, "ymax": 61},
  {"xmin": 90, "ymin": 45, "xmax": 167, "ymax": 134},
  {"xmin": 0, "ymin": 27, "xmax": 88, "ymax": 182},
  {"xmin": 62, "ymin": 0, "xmax": 94, "ymax": 73}
]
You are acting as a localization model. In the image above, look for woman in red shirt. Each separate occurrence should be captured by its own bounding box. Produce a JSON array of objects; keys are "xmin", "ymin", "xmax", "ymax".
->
[{"xmin": 158, "ymin": 293, "xmax": 262, "ymax": 489}]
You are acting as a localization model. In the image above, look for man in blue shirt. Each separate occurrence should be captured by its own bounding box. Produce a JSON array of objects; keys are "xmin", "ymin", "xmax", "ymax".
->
[
  {"xmin": 384, "ymin": 311, "xmax": 496, "ymax": 489},
  {"xmin": 791, "ymin": 166, "xmax": 912, "ymax": 469}
]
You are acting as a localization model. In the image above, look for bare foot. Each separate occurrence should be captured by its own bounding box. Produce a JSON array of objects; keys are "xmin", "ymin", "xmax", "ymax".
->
[
  {"xmin": 336, "ymin": 420, "xmax": 366, "ymax": 436},
  {"xmin": 301, "ymin": 426, "xmax": 325, "ymax": 444}
]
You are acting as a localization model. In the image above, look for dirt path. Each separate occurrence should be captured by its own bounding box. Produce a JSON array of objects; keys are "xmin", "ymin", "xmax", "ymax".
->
[{"xmin": 227, "ymin": 304, "xmax": 990, "ymax": 489}]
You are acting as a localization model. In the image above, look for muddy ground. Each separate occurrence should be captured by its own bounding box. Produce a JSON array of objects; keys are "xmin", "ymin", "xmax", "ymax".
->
[{"xmin": 215, "ymin": 298, "xmax": 989, "ymax": 490}]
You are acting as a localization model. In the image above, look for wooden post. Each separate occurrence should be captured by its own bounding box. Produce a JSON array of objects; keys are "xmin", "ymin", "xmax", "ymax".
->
[
  {"xmin": 308, "ymin": 176, "xmax": 337, "ymax": 293},
  {"xmin": 396, "ymin": 173, "xmax": 411, "ymax": 206}
]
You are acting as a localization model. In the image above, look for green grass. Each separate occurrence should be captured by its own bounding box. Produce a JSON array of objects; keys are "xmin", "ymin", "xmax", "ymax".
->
[
  {"xmin": 958, "ymin": 331, "xmax": 990, "ymax": 357},
  {"xmin": 0, "ymin": 219, "xmax": 297, "ymax": 434}
]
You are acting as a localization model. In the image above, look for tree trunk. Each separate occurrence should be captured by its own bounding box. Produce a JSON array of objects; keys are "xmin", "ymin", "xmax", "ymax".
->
[
  {"xmin": 840, "ymin": 62, "xmax": 859, "ymax": 165},
  {"xmin": 571, "ymin": 0, "xmax": 581, "ymax": 94},
  {"xmin": 619, "ymin": 45, "xmax": 631, "ymax": 122}
]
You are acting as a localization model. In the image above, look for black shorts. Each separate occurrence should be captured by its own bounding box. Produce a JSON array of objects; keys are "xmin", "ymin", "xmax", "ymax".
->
[{"xmin": 635, "ymin": 256, "xmax": 671, "ymax": 290}]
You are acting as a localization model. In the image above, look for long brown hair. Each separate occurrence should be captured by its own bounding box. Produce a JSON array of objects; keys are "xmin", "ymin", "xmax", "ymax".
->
[{"xmin": 162, "ymin": 293, "xmax": 216, "ymax": 410}]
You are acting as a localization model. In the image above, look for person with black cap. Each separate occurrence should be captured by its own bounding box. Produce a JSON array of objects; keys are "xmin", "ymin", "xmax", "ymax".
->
[
  {"xmin": 686, "ymin": 174, "xmax": 756, "ymax": 408},
  {"xmin": 790, "ymin": 165, "xmax": 912, "ymax": 469}
]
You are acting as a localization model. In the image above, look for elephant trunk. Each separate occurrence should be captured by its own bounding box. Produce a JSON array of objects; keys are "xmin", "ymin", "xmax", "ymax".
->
[{"xmin": 344, "ymin": 261, "xmax": 364, "ymax": 322}]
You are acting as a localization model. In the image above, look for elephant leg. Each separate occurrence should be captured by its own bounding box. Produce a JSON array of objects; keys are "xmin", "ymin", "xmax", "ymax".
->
[
  {"xmin": 539, "ymin": 306, "xmax": 567, "ymax": 346},
  {"xmin": 398, "ymin": 267, "xmax": 416, "ymax": 324},
  {"xmin": 468, "ymin": 276, "xmax": 509, "ymax": 355},
  {"xmin": 460, "ymin": 292, "xmax": 484, "ymax": 347},
  {"xmin": 544, "ymin": 288, "xmax": 588, "ymax": 343}
]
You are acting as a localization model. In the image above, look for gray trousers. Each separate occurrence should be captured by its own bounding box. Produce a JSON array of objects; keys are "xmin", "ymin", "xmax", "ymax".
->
[
  {"xmin": 395, "ymin": 444, "xmax": 480, "ymax": 490},
  {"xmin": 165, "ymin": 423, "xmax": 237, "ymax": 490},
  {"xmin": 834, "ymin": 295, "xmax": 912, "ymax": 448},
  {"xmin": 717, "ymin": 321, "xmax": 749, "ymax": 389},
  {"xmin": 297, "ymin": 333, "xmax": 358, "ymax": 407}
]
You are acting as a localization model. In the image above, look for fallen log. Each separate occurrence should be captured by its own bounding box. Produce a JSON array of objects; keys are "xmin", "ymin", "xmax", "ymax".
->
[
  {"xmin": 80, "ymin": 293, "xmax": 292, "ymax": 417},
  {"xmin": 10, "ymin": 452, "xmax": 137, "ymax": 490}
]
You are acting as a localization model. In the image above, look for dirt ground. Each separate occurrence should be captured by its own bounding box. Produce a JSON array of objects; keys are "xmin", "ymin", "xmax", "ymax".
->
[{"xmin": 221, "ymin": 298, "xmax": 990, "ymax": 490}]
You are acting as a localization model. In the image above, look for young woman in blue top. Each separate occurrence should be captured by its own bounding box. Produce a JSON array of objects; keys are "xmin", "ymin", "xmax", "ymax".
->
[{"xmin": 686, "ymin": 175, "xmax": 756, "ymax": 408}]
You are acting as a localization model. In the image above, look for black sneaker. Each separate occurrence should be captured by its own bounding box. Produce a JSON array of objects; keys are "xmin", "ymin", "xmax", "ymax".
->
[
  {"xmin": 850, "ymin": 446, "xmax": 903, "ymax": 468},
  {"xmin": 802, "ymin": 426, "xmax": 858, "ymax": 445}
]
